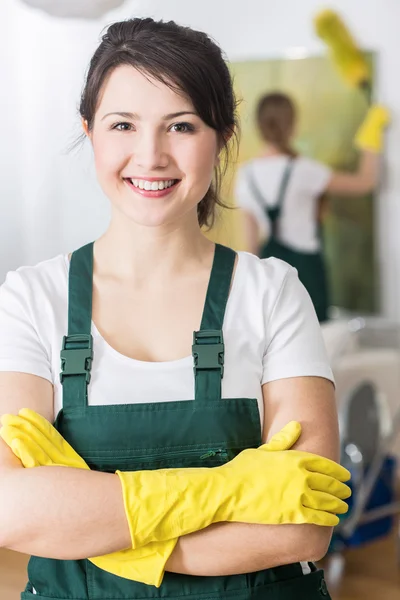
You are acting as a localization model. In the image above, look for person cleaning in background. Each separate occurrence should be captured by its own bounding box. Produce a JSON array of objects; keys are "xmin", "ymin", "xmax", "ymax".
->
[
  {"xmin": 0, "ymin": 16, "xmax": 350, "ymax": 600},
  {"xmin": 235, "ymin": 93, "xmax": 388, "ymax": 322}
]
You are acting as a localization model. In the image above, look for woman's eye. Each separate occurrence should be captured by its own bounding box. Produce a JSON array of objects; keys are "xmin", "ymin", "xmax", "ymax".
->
[
  {"xmin": 112, "ymin": 122, "xmax": 133, "ymax": 132},
  {"xmin": 170, "ymin": 122, "xmax": 195, "ymax": 133}
]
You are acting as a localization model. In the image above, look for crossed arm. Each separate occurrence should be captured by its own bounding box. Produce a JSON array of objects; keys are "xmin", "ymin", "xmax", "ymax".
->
[{"xmin": 0, "ymin": 372, "xmax": 338, "ymax": 576}]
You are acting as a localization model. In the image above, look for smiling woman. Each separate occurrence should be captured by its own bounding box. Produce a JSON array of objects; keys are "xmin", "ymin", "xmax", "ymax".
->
[
  {"xmin": 0, "ymin": 16, "xmax": 349, "ymax": 600},
  {"xmin": 79, "ymin": 19, "xmax": 237, "ymax": 230},
  {"xmin": 84, "ymin": 65, "xmax": 221, "ymax": 227}
]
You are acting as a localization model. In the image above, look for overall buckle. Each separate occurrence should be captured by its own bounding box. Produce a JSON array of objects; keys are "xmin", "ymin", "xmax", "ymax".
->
[
  {"xmin": 60, "ymin": 334, "xmax": 93, "ymax": 384},
  {"xmin": 192, "ymin": 330, "xmax": 224, "ymax": 376}
]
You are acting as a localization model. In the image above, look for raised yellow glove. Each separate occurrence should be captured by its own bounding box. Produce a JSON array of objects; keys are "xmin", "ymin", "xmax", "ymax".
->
[
  {"xmin": 354, "ymin": 105, "xmax": 390, "ymax": 152},
  {"xmin": 117, "ymin": 427, "xmax": 351, "ymax": 549},
  {"xmin": 0, "ymin": 409, "xmax": 175, "ymax": 587}
]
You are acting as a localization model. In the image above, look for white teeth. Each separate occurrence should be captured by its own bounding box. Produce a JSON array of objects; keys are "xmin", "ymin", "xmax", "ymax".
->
[{"xmin": 130, "ymin": 179, "xmax": 176, "ymax": 191}]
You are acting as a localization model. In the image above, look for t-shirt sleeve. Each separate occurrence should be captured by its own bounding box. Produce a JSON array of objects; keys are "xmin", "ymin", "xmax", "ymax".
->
[
  {"xmin": 234, "ymin": 164, "xmax": 270, "ymax": 238},
  {"xmin": 262, "ymin": 263, "xmax": 334, "ymax": 385},
  {"xmin": 0, "ymin": 270, "xmax": 53, "ymax": 382},
  {"xmin": 303, "ymin": 158, "xmax": 332, "ymax": 198}
]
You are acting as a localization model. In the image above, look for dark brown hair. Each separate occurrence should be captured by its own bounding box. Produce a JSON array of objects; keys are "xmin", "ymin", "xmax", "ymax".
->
[
  {"xmin": 256, "ymin": 92, "xmax": 297, "ymax": 157},
  {"xmin": 79, "ymin": 18, "xmax": 239, "ymax": 228}
]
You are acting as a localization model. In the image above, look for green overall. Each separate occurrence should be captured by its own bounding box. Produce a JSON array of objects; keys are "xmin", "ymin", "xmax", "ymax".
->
[
  {"xmin": 22, "ymin": 242, "xmax": 331, "ymax": 599},
  {"xmin": 247, "ymin": 161, "xmax": 329, "ymax": 323}
]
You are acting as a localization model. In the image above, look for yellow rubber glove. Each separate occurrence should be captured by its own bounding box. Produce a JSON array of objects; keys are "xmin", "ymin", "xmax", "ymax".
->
[
  {"xmin": 0, "ymin": 409, "xmax": 90, "ymax": 470},
  {"xmin": 0, "ymin": 409, "xmax": 175, "ymax": 587},
  {"xmin": 1, "ymin": 412, "xmax": 351, "ymax": 561},
  {"xmin": 91, "ymin": 421, "xmax": 303, "ymax": 585},
  {"xmin": 0, "ymin": 410, "xmax": 308, "ymax": 587},
  {"xmin": 117, "ymin": 435, "xmax": 351, "ymax": 549},
  {"xmin": 354, "ymin": 105, "xmax": 390, "ymax": 152}
]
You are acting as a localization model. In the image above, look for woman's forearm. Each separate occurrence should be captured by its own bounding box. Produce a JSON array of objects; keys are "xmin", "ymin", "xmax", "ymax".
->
[
  {"xmin": 1, "ymin": 464, "xmax": 332, "ymax": 573},
  {"xmin": 166, "ymin": 522, "xmax": 331, "ymax": 576},
  {"xmin": 327, "ymin": 150, "xmax": 380, "ymax": 196},
  {"xmin": 0, "ymin": 465, "xmax": 131, "ymax": 558},
  {"xmin": 355, "ymin": 150, "xmax": 380, "ymax": 190}
]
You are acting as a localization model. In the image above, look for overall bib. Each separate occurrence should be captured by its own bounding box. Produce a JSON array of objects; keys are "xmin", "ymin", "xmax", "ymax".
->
[
  {"xmin": 247, "ymin": 161, "xmax": 329, "ymax": 323},
  {"xmin": 22, "ymin": 242, "xmax": 331, "ymax": 599}
]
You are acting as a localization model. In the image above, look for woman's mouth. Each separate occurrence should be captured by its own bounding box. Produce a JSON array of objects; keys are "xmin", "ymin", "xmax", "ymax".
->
[{"xmin": 124, "ymin": 178, "xmax": 181, "ymax": 198}]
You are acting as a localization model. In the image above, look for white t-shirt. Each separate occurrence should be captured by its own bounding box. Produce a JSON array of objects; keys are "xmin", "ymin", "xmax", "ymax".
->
[
  {"xmin": 235, "ymin": 156, "xmax": 332, "ymax": 252},
  {"xmin": 0, "ymin": 250, "xmax": 333, "ymax": 427}
]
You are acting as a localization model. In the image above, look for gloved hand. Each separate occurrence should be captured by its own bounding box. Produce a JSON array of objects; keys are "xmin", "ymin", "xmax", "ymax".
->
[
  {"xmin": 0, "ymin": 409, "xmax": 90, "ymax": 470},
  {"xmin": 91, "ymin": 421, "xmax": 305, "ymax": 585},
  {"xmin": 89, "ymin": 540, "xmax": 178, "ymax": 587},
  {"xmin": 1, "ymin": 410, "xmax": 351, "ymax": 568},
  {"xmin": 0, "ymin": 410, "xmax": 309, "ymax": 587},
  {"xmin": 0, "ymin": 408, "xmax": 175, "ymax": 587},
  {"xmin": 117, "ymin": 430, "xmax": 351, "ymax": 549},
  {"xmin": 354, "ymin": 104, "xmax": 390, "ymax": 152}
]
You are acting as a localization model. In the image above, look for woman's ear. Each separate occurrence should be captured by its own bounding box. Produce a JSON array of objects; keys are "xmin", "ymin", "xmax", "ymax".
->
[
  {"xmin": 215, "ymin": 129, "xmax": 234, "ymax": 167},
  {"xmin": 82, "ymin": 118, "xmax": 90, "ymax": 138},
  {"xmin": 224, "ymin": 129, "xmax": 234, "ymax": 146}
]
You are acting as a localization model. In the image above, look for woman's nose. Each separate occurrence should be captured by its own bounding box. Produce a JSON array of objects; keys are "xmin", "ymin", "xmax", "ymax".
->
[{"xmin": 133, "ymin": 131, "xmax": 169, "ymax": 171}]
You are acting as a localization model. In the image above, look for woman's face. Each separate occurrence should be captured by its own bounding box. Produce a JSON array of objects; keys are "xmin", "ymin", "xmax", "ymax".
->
[{"xmin": 88, "ymin": 65, "xmax": 219, "ymax": 228}]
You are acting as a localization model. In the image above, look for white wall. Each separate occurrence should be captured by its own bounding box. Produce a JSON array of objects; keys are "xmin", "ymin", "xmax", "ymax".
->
[{"xmin": 2, "ymin": 0, "xmax": 400, "ymax": 318}]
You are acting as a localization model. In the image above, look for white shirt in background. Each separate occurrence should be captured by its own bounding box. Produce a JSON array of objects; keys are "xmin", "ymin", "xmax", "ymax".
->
[{"xmin": 235, "ymin": 156, "xmax": 332, "ymax": 253}]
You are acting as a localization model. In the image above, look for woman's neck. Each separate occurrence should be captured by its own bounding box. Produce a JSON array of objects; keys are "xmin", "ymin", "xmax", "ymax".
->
[{"xmin": 93, "ymin": 211, "xmax": 214, "ymax": 284}]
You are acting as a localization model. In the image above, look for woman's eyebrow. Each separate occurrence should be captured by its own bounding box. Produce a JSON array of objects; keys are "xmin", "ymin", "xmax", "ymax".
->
[
  {"xmin": 101, "ymin": 110, "xmax": 198, "ymax": 121},
  {"xmin": 163, "ymin": 111, "xmax": 198, "ymax": 119}
]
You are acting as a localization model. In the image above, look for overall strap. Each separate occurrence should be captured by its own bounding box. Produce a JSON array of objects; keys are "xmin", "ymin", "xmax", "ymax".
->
[
  {"xmin": 60, "ymin": 242, "xmax": 94, "ymax": 410},
  {"xmin": 247, "ymin": 159, "xmax": 294, "ymax": 238},
  {"xmin": 192, "ymin": 244, "xmax": 236, "ymax": 403},
  {"xmin": 316, "ymin": 194, "xmax": 326, "ymax": 245}
]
